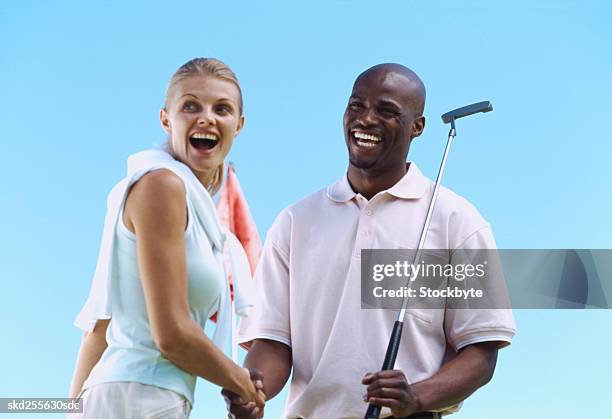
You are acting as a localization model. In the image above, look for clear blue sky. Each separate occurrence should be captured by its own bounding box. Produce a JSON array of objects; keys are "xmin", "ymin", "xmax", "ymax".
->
[{"xmin": 1, "ymin": 1, "xmax": 611, "ymax": 418}]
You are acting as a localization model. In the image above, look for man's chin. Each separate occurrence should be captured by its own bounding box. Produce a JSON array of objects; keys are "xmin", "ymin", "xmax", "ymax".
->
[{"xmin": 349, "ymin": 156, "xmax": 378, "ymax": 170}]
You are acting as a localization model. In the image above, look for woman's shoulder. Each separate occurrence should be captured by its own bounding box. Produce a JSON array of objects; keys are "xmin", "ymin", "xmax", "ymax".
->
[
  {"xmin": 126, "ymin": 169, "xmax": 187, "ymax": 212},
  {"xmin": 135, "ymin": 169, "xmax": 185, "ymax": 192}
]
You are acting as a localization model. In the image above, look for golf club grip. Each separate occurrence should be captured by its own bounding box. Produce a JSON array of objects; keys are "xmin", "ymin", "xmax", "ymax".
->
[
  {"xmin": 364, "ymin": 404, "xmax": 382, "ymax": 418},
  {"xmin": 363, "ymin": 320, "xmax": 404, "ymax": 419}
]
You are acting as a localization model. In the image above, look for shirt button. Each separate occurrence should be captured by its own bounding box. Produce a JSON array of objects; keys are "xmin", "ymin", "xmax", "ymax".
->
[{"xmin": 365, "ymin": 210, "xmax": 373, "ymax": 216}]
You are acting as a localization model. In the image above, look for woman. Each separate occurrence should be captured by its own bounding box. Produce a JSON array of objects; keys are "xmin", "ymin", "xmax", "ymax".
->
[{"xmin": 69, "ymin": 58, "xmax": 265, "ymax": 418}]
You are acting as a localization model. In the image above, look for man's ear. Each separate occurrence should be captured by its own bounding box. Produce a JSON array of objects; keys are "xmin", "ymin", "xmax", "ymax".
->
[
  {"xmin": 160, "ymin": 108, "xmax": 172, "ymax": 134},
  {"xmin": 412, "ymin": 115, "xmax": 426, "ymax": 139},
  {"xmin": 234, "ymin": 115, "xmax": 245, "ymax": 138}
]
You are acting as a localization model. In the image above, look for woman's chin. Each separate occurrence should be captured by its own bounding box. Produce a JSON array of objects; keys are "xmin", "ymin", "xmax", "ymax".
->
[{"xmin": 185, "ymin": 148, "xmax": 216, "ymax": 166}]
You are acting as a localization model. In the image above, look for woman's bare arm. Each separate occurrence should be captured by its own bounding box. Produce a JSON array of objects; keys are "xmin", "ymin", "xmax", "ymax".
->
[
  {"xmin": 124, "ymin": 169, "xmax": 263, "ymax": 407},
  {"xmin": 69, "ymin": 319, "xmax": 109, "ymax": 398}
]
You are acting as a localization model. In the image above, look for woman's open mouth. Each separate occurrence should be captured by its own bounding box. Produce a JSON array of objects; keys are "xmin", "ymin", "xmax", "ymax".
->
[{"xmin": 189, "ymin": 132, "xmax": 219, "ymax": 150}]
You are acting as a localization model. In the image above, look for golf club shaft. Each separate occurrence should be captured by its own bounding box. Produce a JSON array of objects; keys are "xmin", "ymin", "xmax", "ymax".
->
[
  {"xmin": 363, "ymin": 125, "xmax": 456, "ymax": 419},
  {"xmin": 399, "ymin": 123, "xmax": 456, "ymax": 316}
]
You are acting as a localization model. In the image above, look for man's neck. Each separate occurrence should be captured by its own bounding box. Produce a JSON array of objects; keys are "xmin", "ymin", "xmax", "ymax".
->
[{"xmin": 347, "ymin": 163, "xmax": 408, "ymax": 200}]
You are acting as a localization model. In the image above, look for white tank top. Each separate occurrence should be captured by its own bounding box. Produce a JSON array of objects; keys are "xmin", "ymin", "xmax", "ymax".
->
[{"xmin": 84, "ymin": 169, "xmax": 225, "ymax": 405}]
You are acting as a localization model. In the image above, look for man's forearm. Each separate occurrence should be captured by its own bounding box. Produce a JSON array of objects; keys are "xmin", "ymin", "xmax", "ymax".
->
[
  {"xmin": 244, "ymin": 339, "xmax": 292, "ymax": 400},
  {"xmin": 410, "ymin": 341, "xmax": 500, "ymax": 412}
]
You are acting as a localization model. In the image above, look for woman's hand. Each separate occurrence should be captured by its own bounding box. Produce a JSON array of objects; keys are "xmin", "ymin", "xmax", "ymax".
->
[
  {"xmin": 223, "ymin": 368, "xmax": 266, "ymax": 419},
  {"xmin": 238, "ymin": 368, "xmax": 266, "ymax": 417}
]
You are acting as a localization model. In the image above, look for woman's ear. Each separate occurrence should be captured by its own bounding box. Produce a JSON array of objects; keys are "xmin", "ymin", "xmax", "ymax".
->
[
  {"xmin": 160, "ymin": 108, "xmax": 172, "ymax": 134},
  {"xmin": 234, "ymin": 115, "xmax": 245, "ymax": 138}
]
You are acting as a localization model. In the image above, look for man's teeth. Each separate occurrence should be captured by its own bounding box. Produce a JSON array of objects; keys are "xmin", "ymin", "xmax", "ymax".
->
[
  {"xmin": 354, "ymin": 131, "xmax": 382, "ymax": 142},
  {"xmin": 192, "ymin": 132, "xmax": 219, "ymax": 141},
  {"xmin": 356, "ymin": 140, "xmax": 377, "ymax": 148}
]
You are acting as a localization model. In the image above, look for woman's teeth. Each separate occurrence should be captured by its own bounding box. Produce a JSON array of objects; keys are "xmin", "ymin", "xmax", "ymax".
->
[
  {"xmin": 192, "ymin": 132, "xmax": 218, "ymax": 141},
  {"xmin": 190, "ymin": 132, "xmax": 219, "ymax": 150}
]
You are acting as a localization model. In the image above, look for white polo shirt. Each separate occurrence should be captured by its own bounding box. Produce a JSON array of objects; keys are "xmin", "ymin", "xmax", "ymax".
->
[{"xmin": 238, "ymin": 163, "xmax": 516, "ymax": 419}]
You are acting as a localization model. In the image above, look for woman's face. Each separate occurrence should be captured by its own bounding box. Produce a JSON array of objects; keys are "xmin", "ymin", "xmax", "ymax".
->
[{"xmin": 161, "ymin": 74, "xmax": 244, "ymax": 181}]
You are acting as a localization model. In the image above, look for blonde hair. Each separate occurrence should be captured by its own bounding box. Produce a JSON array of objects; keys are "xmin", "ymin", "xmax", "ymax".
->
[{"xmin": 164, "ymin": 57, "xmax": 243, "ymax": 195}]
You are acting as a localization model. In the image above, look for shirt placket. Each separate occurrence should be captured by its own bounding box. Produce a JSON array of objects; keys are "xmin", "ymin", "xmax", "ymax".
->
[{"xmin": 353, "ymin": 194, "xmax": 376, "ymax": 259}]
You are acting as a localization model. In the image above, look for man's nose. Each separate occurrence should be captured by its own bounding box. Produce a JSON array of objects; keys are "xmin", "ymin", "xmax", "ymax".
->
[{"xmin": 357, "ymin": 107, "xmax": 377, "ymax": 126}]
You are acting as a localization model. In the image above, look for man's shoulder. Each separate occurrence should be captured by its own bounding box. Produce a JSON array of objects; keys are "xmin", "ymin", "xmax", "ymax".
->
[
  {"xmin": 436, "ymin": 184, "xmax": 486, "ymax": 222},
  {"xmin": 275, "ymin": 186, "xmax": 332, "ymax": 221},
  {"xmin": 432, "ymin": 184, "xmax": 493, "ymax": 247},
  {"xmin": 405, "ymin": 163, "xmax": 488, "ymax": 227},
  {"xmin": 399, "ymin": 177, "xmax": 489, "ymax": 248},
  {"xmin": 264, "ymin": 187, "xmax": 331, "ymax": 248}
]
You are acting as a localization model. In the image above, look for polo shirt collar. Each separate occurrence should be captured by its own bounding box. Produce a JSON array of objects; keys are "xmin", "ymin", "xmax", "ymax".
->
[{"xmin": 326, "ymin": 162, "xmax": 429, "ymax": 202}]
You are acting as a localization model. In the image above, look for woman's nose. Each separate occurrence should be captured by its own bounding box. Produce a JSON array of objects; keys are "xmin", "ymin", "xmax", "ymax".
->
[{"xmin": 197, "ymin": 109, "xmax": 215, "ymax": 125}]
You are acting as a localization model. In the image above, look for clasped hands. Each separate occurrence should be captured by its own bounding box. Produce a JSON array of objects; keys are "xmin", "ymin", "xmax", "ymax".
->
[
  {"xmin": 222, "ymin": 369, "xmax": 266, "ymax": 419},
  {"xmin": 222, "ymin": 368, "xmax": 419, "ymax": 418}
]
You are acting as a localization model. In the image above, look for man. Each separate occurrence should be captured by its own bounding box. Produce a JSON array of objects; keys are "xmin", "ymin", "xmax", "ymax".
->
[{"xmin": 223, "ymin": 64, "xmax": 516, "ymax": 418}]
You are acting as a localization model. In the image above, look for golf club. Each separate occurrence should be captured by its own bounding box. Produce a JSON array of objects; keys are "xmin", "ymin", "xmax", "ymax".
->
[
  {"xmin": 441, "ymin": 101, "xmax": 492, "ymax": 124},
  {"xmin": 363, "ymin": 101, "xmax": 493, "ymax": 419}
]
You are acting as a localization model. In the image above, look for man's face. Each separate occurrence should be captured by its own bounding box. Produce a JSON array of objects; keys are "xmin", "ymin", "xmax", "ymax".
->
[{"xmin": 343, "ymin": 70, "xmax": 424, "ymax": 173}]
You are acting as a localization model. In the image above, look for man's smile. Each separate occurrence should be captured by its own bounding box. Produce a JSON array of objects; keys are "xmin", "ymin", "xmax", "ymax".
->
[{"xmin": 351, "ymin": 129, "xmax": 383, "ymax": 149}]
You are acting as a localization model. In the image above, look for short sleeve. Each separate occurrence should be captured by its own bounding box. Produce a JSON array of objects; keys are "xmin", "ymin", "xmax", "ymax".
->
[
  {"xmin": 444, "ymin": 225, "xmax": 516, "ymax": 351},
  {"xmin": 237, "ymin": 211, "xmax": 292, "ymax": 349}
]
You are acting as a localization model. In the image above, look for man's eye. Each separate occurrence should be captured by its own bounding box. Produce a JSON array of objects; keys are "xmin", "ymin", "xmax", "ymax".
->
[
  {"xmin": 183, "ymin": 102, "xmax": 200, "ymax": 111},
  {"xmin": 348, "ymin": 102, "xmax": 363, "ymax": 111},
  {"xmin": 379, "ymin": 107, "xmax": 399, "ymax": 116}
]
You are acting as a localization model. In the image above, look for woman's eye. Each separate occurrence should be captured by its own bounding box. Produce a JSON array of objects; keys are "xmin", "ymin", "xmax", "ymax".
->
[
  {"xmin": 183, "ymin": 101, "xmax": 200, "ymax": 111},
  {"xmin": 215, "ymin": 104, "xmax": 232, "ymax": 114}
]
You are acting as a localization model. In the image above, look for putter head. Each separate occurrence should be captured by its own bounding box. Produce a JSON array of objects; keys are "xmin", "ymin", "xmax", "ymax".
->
[{"xmin": 441, "ymin": 101, "xmax": 493, "ymax": 124}]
